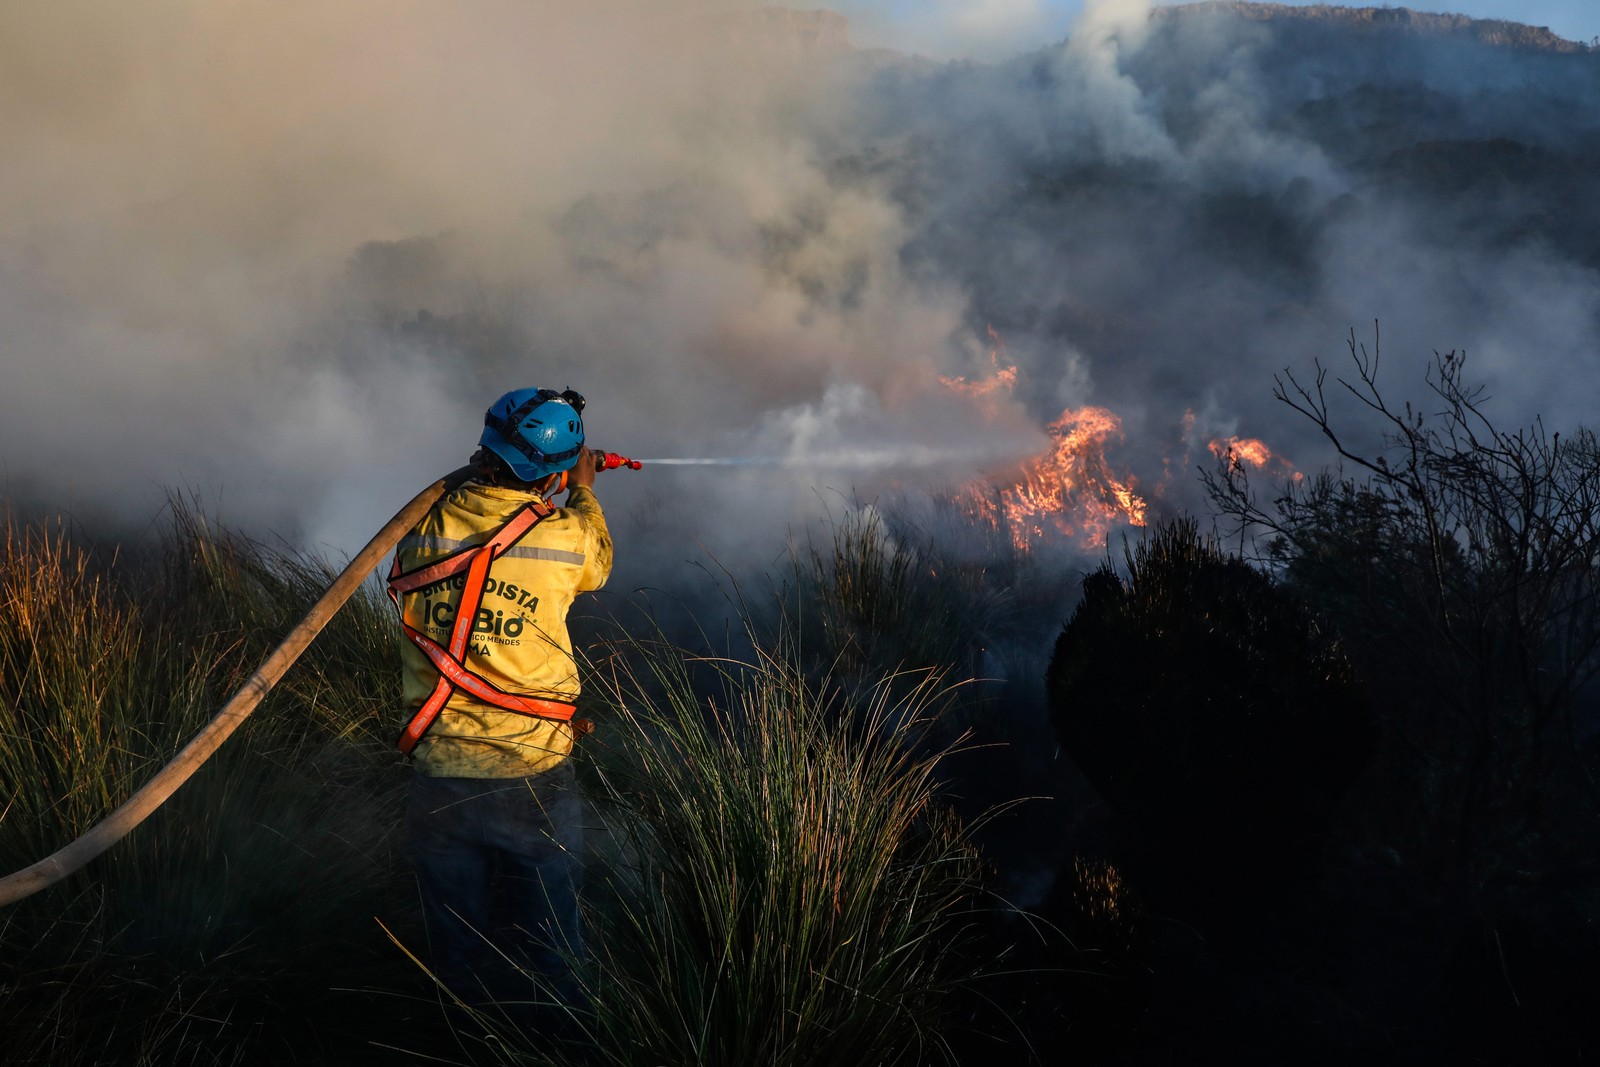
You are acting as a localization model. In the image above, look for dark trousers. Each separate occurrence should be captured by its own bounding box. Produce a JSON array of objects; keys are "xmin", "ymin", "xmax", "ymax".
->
[{"xmin": 405, "ymin": 761, "xmax": 584, "ymax": 1011}]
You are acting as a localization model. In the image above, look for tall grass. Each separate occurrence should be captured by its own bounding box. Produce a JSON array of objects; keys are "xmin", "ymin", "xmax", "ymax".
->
[
  {"xmin": 0, "ymin": 519, "xmax": 223, "ymax": 860},
  {"xmin": 3, "ymin": 500, "xmax": 1024, "ymax": 1065},
  {"xmin": 787, "ymin": 506, "xmax": 1013, "ymax": 684},
  {"xmin": 512, "ymin": 638, "xmax": 987, "ymax": 1067},
  {"xmin": 0, "ymin": 508, "xmax": 419, "ymax": 1065}
]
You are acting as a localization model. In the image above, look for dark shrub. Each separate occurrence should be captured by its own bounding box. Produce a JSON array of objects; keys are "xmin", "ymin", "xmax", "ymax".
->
[{"xmin": 1046, "ymin": 519, "xmax": 1372, "ymax": 871}]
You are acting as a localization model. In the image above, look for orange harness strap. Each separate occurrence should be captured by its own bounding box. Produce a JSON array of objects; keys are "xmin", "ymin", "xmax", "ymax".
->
[{"xmin": 388, "ymin": 500, "xmax": 584, "ymax": 756}]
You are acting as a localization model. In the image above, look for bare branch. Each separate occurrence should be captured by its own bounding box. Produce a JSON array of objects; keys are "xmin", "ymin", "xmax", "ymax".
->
[{"xmin": 1217, "ymin": 323, "xmax": 1600, "ymax": 884}]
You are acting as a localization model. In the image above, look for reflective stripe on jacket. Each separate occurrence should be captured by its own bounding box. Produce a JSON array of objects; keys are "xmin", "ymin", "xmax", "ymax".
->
[{"xmin": 396, "ymin": 481, "xmax": 611, "ymax": 778}]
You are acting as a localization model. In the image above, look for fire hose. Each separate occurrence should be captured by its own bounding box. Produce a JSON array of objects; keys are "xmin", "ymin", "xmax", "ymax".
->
[{"xmin": 0, "ymin": 452, "xmax": 640, "ymax": 907}]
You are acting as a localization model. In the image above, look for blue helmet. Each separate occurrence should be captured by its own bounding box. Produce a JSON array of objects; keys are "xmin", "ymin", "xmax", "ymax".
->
[{"xmin": 479, "ymin": 387, "xmax": 586, "ymax": 481}]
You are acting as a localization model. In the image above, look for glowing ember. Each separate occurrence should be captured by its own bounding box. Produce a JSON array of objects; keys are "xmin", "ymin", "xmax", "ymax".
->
[{"xmin": 964, "ymin": 405, "xmax": 1149, "ymax": 551}]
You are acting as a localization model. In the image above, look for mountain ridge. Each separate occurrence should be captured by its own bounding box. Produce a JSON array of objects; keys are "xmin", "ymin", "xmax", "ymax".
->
[{"xmin": 1153, "ymin": 2, "xmax": 1595, "ymax": 54}]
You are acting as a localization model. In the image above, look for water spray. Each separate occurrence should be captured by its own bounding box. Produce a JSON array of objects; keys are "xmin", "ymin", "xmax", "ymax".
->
[
  {"xmin": 633, "ymin": 444, "xmax": 1040, "ymax": 469},
  {"xmin": 634, "ymin": 457, "xmax": 780, "ymax": 466}
]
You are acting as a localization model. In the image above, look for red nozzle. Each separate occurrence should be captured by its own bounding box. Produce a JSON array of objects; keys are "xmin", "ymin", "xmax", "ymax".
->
[{"xmin": 594, "ymin": 450, "xmax": 642, "ymax": 472}]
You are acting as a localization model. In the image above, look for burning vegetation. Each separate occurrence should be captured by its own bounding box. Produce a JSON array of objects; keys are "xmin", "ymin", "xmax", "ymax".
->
[
  {"xmin": 975, "ymin": 406, "xmax": 1149, "ymax": 552},
  {"xmin": 942, "ymin": 336, "xmax": 1318, "ymax": 552},
  {"xmin": 1208, "ymin": 434, "xmax": 1302, "ymax": 482},
  {"xmin": 946, "ymin": 335, "xmax": 1148, "ymax": 551}
]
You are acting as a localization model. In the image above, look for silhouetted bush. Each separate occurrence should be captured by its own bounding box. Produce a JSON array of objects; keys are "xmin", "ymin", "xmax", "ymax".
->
[
  {"xmin": 1209, "ymin": 336, "xmax": 1600, "ymax": 887},
  {"xmin": 1046, "ymin": 519, "xmax": 1373, "ymax": 875}
]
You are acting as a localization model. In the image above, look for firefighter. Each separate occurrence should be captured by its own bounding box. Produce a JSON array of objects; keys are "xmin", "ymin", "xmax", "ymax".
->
[{"xmin": 389, "ymin": 387, "xmax": 612, "ymax": 1016}]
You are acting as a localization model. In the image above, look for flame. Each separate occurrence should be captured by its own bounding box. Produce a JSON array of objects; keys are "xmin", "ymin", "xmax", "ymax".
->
[
  {"xmin": 1208, "ymin": 435, "xmax": 1303, "ymax": 481},
  {"xmin": 939, "ymin": 325, "xmax": 1018, "ymax": 414},
  {"xmin": 1208, "ymin": 435, "xmax": 1272, "ymax": 468},
  {"xmin": 939, "ymin": 341, "xmax": 1301, "ymax": 549},
  {"xmin": 963, "ymin": 405, "xmax": 1148, "ymax": 551},
  {"xmin": 941, "ymin": 327, "xmax": 1148, "ymax": 551}
]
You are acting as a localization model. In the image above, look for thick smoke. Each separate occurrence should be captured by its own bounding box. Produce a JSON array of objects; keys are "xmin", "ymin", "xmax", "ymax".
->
[
  {"xmin": 0, "ymin": 2, "xmax": 1038, "ymax": 597},
  {"xmin": 839, "ymin": 0, "xmax": 1600, "ymax": 512},
  {"xmin": 3, "ymin": 2, "xmax": 1598, "ymax": 605}
]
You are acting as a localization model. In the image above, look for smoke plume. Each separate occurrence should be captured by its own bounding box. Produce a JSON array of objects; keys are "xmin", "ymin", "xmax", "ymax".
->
[{"xmin": 3, "ymin": 1, "xmax": 1598, "ymax": 603}]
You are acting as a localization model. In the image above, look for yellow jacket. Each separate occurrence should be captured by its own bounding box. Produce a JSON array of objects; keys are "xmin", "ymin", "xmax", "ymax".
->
[{"xmin": 395, "ymin": 480, "xmax": 612, "ymax": 778}]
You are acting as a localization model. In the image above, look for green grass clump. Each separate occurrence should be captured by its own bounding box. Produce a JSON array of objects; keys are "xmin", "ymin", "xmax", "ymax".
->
[
  {"xmin": 519, "ymin": 640, "xmax": 986, "ymax": 1067},
  {"xmin": 787, "ymin": 506, "xmax": 1014, "ymax": 684},
  {"xmin": 0, "ymin": 518, "xmax": 224, "ymax": 860},
  {"xmin": 0, "ymin": 509, "xmax": 419, "ymax": 1065}
]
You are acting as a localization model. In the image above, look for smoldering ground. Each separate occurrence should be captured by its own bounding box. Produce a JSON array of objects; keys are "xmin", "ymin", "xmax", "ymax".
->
[{"xmin": 3, "ymin": 0, "xmax": 1599, "ymax": 607}]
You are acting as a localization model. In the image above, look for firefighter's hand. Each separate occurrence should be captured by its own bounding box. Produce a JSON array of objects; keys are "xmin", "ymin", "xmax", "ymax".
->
[{"xmin": 570, "ymin": 446, "xmax": 597, "ymax": 491}]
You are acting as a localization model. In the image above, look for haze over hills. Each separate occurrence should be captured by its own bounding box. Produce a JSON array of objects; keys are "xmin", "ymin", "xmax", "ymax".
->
[{"xmin": 1, "ymin": 1, "xmax": 1596, "ymax": 592}]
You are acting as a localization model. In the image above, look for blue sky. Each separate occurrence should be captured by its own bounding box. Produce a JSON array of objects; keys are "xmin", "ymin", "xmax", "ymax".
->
[{"xmin": 826, "ymin": 0, "xmax": 1599, "ymax": 59}]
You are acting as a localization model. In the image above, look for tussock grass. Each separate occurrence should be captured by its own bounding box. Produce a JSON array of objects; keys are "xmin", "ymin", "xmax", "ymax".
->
[
  {"xmin": 528, "ymin": 638, "xmax": 986, "ymax": 1067},
  {"xmin": 0, "ymin": 508, "xmax": 417, "ymax": 1065},
  {"xmin": 154, "ymin": 503, "xmax": 404, "ymax": 744},
  {"xmin": 0, "ymin": 518, "xmax": 225, "ymax": 859},
  {"xmin": 788, "ymin": 506, "xmax": 1012, "ymax": 684}
]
